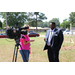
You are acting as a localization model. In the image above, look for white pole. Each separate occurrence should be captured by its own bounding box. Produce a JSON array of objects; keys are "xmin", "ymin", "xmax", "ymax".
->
[
  {"xmin": 70, "ymin": 23, "xmax": 71, "ymax": 31},
  {"xmin": 5, "ymin": 12, "xmax": 8, "ymax": 28},
  {"xmin": 70, "ymin": 23, "xmax": 73, "ymax": 36}
]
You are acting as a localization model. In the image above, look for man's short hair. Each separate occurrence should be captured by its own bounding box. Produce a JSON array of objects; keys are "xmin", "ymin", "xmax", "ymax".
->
[{"xmin": 50, "ymin": 22, "xmax": 56, "ymax": 25}]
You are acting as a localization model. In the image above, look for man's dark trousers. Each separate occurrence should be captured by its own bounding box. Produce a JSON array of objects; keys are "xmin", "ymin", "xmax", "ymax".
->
[{"xmin": 47, "ymin": 46, "xmax": 59, "ymax": 62}]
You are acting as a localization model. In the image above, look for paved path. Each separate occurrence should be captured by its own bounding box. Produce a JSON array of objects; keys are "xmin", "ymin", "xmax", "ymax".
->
[{"xmin": 40, "ymin": 35, "xmax": 45, "ymax": 37}]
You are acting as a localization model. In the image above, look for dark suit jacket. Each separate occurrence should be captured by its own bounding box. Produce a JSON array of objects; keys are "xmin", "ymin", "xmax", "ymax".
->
[{"xmin": 43, "ymin": 28, "xmax": 64, "ymax": 52}]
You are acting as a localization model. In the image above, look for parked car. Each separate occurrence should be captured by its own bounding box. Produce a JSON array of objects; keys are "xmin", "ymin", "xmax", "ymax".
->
[
  {"xmin": 0, "ymin": 33, "xmax": 7, "ymax": 38},
  {"xmin": 63, "ymin": 30, "xmax": 75, "ymax": 35},
  {"xmin": 28, "ymin": 32, "xmax": 40, "ymax": 37},
  {"xmin": 63, "ymin": 30, "xmax": 71, "ymax": 34},
  {"xmin": 29, "ymin": 30, "xmax": 34, "ymax": 33}
]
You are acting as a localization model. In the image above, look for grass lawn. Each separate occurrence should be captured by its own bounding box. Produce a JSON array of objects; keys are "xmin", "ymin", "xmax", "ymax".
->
[
  {"xmin": 38, "ymin": 32, "xmax": 46, "ymax": 35},
  {"xmin": 62, "ymin": 35, "xmax": 75, "ymax": 47},
  {"xmin": 0, "ymin": 36, "xmax": 75, "ymax": 62},
  {"xmin": 0, "ymin": 37, "xmax": 48, "ymax": 62}
]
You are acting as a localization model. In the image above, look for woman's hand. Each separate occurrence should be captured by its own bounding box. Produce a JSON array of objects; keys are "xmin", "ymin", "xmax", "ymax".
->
[
  {"xmin": 30, "ymin": 39, "xmax": 35, "ymax": 42},
  {"xmin": 23, "ymin": 39, "xmax": 35, "ymax": 45}
]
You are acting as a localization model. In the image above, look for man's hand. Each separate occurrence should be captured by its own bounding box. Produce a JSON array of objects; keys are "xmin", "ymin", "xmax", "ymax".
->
[
  {"xmin": 47, "ymin": 44, "xmax": 51, "ymax": 46},
  {"xmin": 44, "ymin": 37, "xmax": 47, "ymax": 41},
  {"xmin": 57, "ymin": 47, "xmax": 60, "ymax": 49},
  {"xmin": 44, "ymin": 38, "xmax": 45, "ymax": 41}
]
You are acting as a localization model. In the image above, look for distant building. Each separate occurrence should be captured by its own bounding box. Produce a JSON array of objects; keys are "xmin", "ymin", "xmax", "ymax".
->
[
  {"xmin": 70, "ymin": 27, "xmax": 75, "ymax": 32},
  {"xmin": 29, "ymin": 27, "xmax": 50, "ymax": 32}
]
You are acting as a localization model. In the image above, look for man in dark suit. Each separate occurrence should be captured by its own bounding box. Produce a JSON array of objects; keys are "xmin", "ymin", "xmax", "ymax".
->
[{"xmin": 44, "ymin": 22, "xmax": 64, "ymax": 62}]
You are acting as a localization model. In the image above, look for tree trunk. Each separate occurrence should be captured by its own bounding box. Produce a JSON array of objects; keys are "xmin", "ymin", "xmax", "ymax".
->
[
  {"xmin": 5, "ymin": 12, "xmax": 8, "ymax": 28},
  {"xmin": 36, "ymin": 14, "xmax": 37, "ymax": 32}
]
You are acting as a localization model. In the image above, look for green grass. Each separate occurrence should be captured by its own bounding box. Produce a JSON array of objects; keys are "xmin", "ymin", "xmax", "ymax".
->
[
  {"xmin": 0, "ymin": 37, "xmax": 48, "ymax": 62},
  {"xmin": 38, "ymin": 32, "xmax": 46, "ymax": 35},
  {"xmin": 0, "ymin": 36, "xmax": 75, "ymax": 62},
  {"xmin": 60, "ymin": 49, "xmax": 75, "ymax": 62},
  {"xmin": 62, "ymin": 35, "xmax": 75, "ymax": 47}
]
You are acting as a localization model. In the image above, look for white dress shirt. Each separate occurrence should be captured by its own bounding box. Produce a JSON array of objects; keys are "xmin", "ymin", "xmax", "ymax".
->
[{"xmin": 47, "ymin": 28, "xmax": 55, "ymax": 46}]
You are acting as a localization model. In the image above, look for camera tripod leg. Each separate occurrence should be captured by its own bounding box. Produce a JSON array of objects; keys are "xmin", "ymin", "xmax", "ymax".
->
[
  {"xmin": 12, "ymin": 45, "xmax": 16, "ymax": 62},
  {"xmin": 12, "ymin": 45, "xmax": 19, "ymax": 62},
  {"xmin": 12, "ymin": 43, "xmax": 28, "ymax": 62},
  {"xmin": 15, "ymin": 46, "xmax": 18, "ymax": 62}
]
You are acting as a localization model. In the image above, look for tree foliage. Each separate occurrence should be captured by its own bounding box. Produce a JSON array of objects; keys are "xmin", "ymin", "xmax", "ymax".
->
[
  {"xmin": 49, "ymin": 18, "xmax": 60, "ymax": 27},
  {"xmin": 1, "ymin": 12, "xmax": 71, "ymax": 29},
  {"xmin": 69, "ymin": 12, "xmax": 75, "ymax": 27},
  {"xmin": 0, "ymin": 20, "xmax": 2, "ymax": 29},
  {"xmin": 27, "ymin": 12, "xmax": 47, "ymax": 31},
  {"xmin": 38, "ymin": 21, "xmax": 49, "ymax": 28},
  {"xmin": 0, "ymin": 12, "xmax": 28, "ymax": 27},
  {"xmin": 60, "ymin": 19, "xmax": 70, "ymax": 28}
]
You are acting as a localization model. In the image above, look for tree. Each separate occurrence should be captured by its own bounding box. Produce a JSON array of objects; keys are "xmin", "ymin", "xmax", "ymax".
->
[
  {"xmin": 27, "ymin": 12, "xmax": 47, "ymax": 32},
  {"xmin": 60, "ymin": 19, "xmax": 70, "ymax": 28},
  {"xmin": 49, "ymin": 18, "xmax": 60, "ymax": 27},
  {"xmin": 0, "ymin": 12, "xmax": 28, "ymax": 27},
  {"xmin": 38, "ymin": 21, "xmax": 49, "ymax": 28},
  {"xmin": 69, "ymin": 12, "xmax": 75, "ymax": 27},
  {"xmin": 0, "ymin": 20, "xmax": 2, "ymax": 29}
]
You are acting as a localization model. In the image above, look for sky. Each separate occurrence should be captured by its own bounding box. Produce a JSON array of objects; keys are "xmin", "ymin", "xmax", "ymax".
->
[
  {"xmin": 0, "ymin": 11, "xmax": 71, "ymax": 23},
  {"xmin": 0, "ymin": 18, "xmax": 4, "ymax": 22},
  {"xmin": 42, "ymin": 11, "xmax": 71, "ymax": 23}
]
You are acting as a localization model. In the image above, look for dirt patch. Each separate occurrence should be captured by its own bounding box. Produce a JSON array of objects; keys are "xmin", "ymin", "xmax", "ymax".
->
[{"xmin": 61, "ymin": 46, "xmax": 75, "ymax": 50}]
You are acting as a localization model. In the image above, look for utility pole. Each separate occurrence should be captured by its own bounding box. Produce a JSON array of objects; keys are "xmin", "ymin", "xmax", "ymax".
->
[
  {"xmin": 70, "ymin": 23, "xmax": 73, "ymax": 36},
  {"xmin": 5, "ymin": 12, "xmax": 8, "ymax": 28}
]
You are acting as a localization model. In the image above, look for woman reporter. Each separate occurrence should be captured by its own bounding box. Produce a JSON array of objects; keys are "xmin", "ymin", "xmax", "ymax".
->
[{"xmin": 19, "ymin": 25, "xmax": 35, "ymax": 62}]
